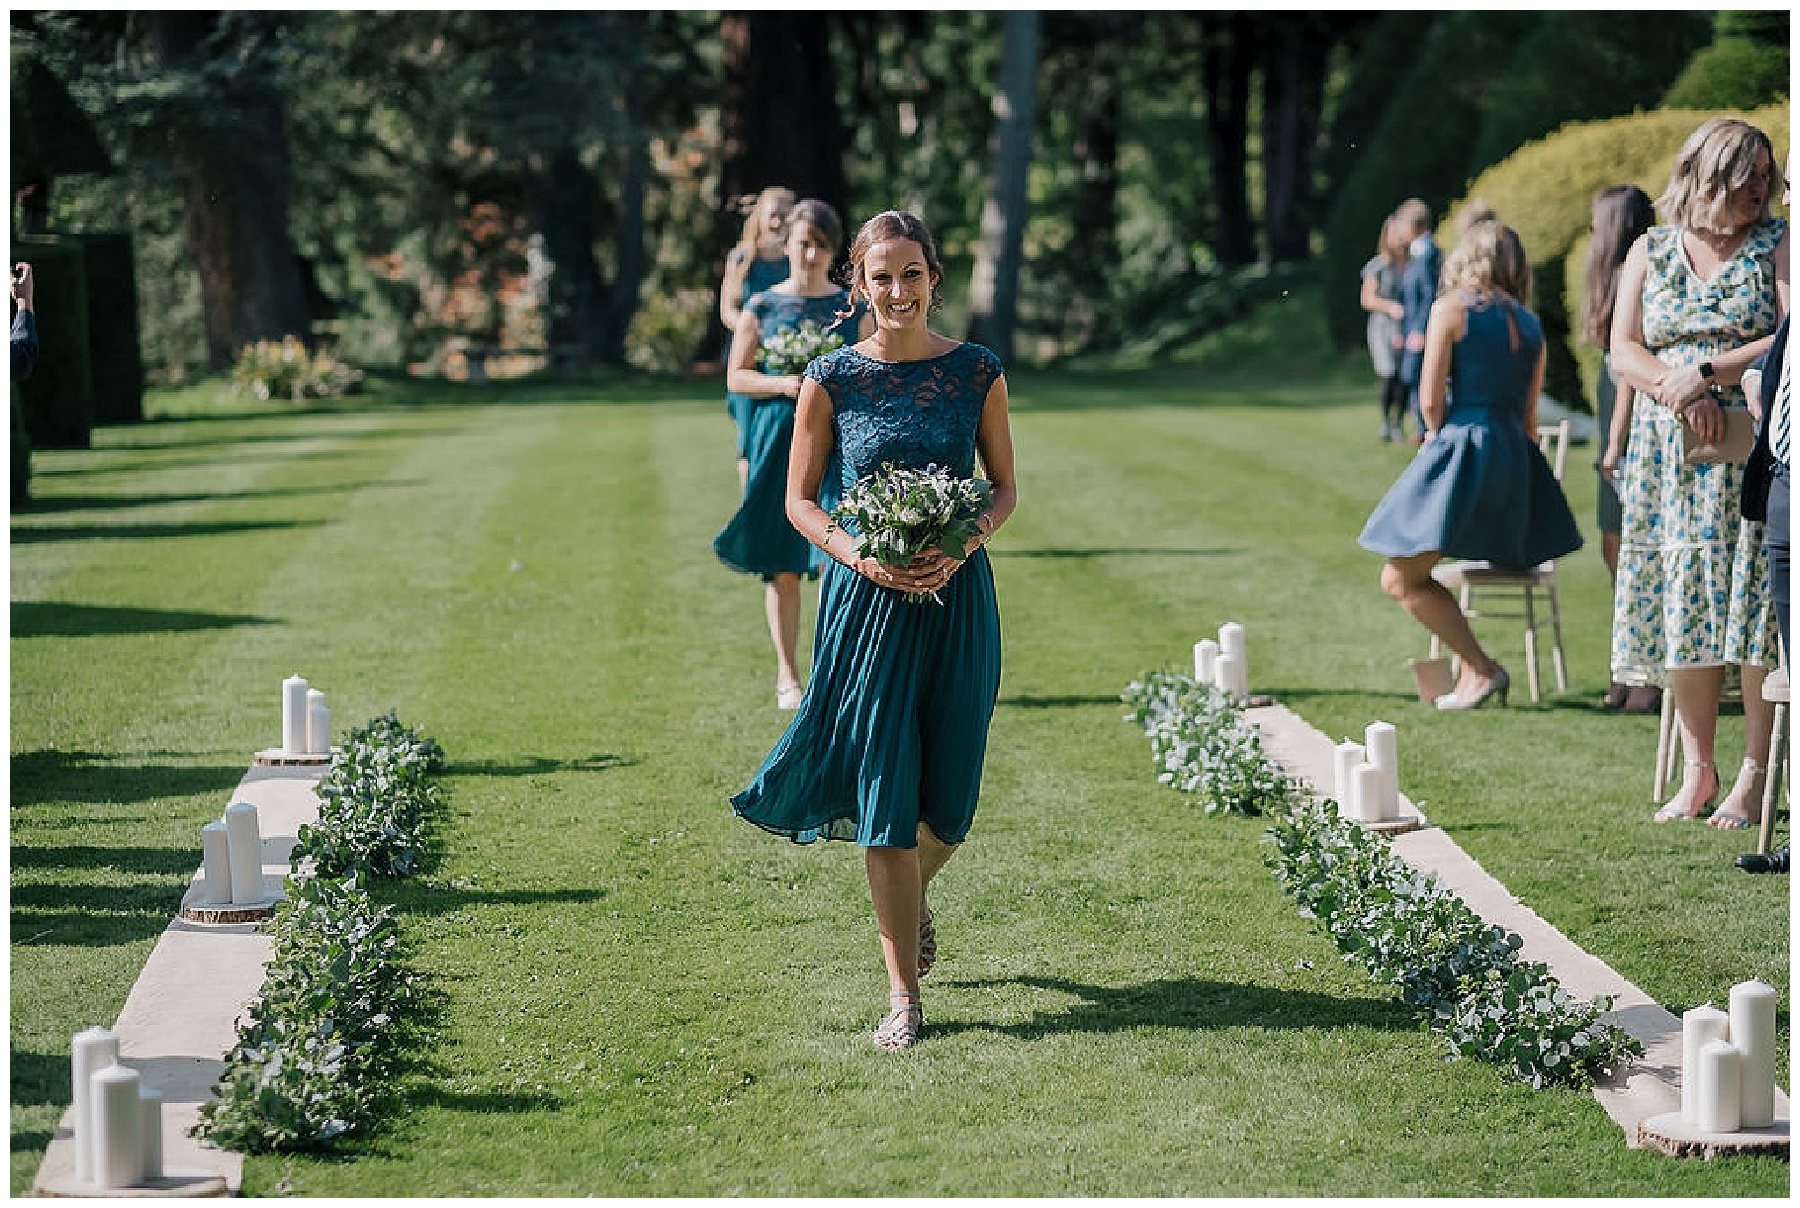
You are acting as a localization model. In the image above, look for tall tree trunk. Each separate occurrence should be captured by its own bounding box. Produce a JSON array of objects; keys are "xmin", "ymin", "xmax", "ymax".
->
[
  {"xmin": 147, "ymin": 13, "xmax": 310, "ymax": 369},
  {"xmin": 1260, "ymin": 16, "xmax": 1331, "ymax": 264},
  {"xmin": 1070, "ymin": 59, "xmax": 1121, "ymax": 347},
  {"xmin": 701, "ymin": 11, "xmax": 852, "ymax": 365},
  {"xmin": 967, "ymin": 10, "xmax": 1040, "ymax": 363},
  {"xmin": 601, "ymin": 71, "xmax": 651, "ymax": 368},
  {"xmin": 1200, "ymin": 12, "xmax": 1256, "ymax": 267}
]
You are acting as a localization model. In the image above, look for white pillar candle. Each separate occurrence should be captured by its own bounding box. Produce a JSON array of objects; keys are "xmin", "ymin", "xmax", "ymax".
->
[
  {"xmin": 1333, "ymin": 741, "xmax": 1365, "ymax": 816},
  {"xmin": 224, "ymin": 802, "xmax": 264, "ymax": 906},
  {"xmin": 281, "ymin": 674, "xmax": 309, "ymax": 755},
  {"xmin": 1695, "ymin": 1039, "xmax": 1743, "ymax": 1134},
  {"xmin": 1351, "ymin": 763, "xmax": 1385, "ymax": 823},
  {"xmin": 91, "ymin": 1063, "xmax": 143, "ymax": 1189},
  {"xmin": 1364, "ymin": 721, "xmax": 1399, "ymax": 820},
  {"xmin": 1729, "ymin": 979, "xmax": 1779, "ymax": 1128},
  {"xmin": 200, "ymin": 821, "xmax": 233, "ymax": 905},
  {"xmin": 307, "ymin": 689, "xmax": 331, "ymax": 755},
  {"xmin": 1218, "ymin": 623, "xmax": 1249, "ymax": 696},
  {"xmin": 1680, "ymin": 1003, "xmax": 1731, "ymax": 1124},
  {"xmin": 71, "ymin": 1027, "xmax": 118, "ymax": 1183},
  {"xmin": 138, "ymin": 1087, "xmax": 162, "ymax": 1182},
  {"xmin": 1194, "ymin": 639, "xmax": 1220, "ymax": 686},
  {"xmin": 1216, "ymin": 653, "xmax": 1245, "ymax": 701}
]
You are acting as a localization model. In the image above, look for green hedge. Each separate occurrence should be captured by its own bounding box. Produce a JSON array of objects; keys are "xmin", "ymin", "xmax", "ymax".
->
[
  {"xmin": 1664, "ymin": 39, "xmax": 1791, "ymax": 111},
  {"xmin": 1446, "ymin": 104, "xmax": 1790, "ymax": 412}
]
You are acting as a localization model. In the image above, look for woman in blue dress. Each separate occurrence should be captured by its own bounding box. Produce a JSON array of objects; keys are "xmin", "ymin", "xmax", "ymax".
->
[
  {"xmin": 732, "ymin": 211, "xmax": 1018, "ymax": 1051},
  {"xmin": 721, "ymin": 187, "xmax": 795, "ymax": 489},
  {"xmin": 1359, "ymin": 220, "xmax": 1582, "ymax": 709},
  {"xmin": 713, "ymin": 199, "xmax": 872, "ymax": 709}
]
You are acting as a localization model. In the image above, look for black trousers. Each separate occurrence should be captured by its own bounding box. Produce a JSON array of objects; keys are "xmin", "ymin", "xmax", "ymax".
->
[{"xmin": 1768, "ymin": 462, "xmax": 1790, "ymax": 659}]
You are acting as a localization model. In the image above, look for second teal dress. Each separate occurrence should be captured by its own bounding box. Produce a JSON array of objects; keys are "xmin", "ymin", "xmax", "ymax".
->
[
  {"xmin": 725, "ymin": 255, "xmax": 791, "ymax": 455},
  {"xmin": 713, "ymin": 289, "xmax": 864, "ymax": 578},
  {"xmin": 732, "ymin": 343, "xmax": 1006, "ymax": 848},
  {"xmin": 1359, "ymin": 294, "xmax": 1582, "ymax": 570}
]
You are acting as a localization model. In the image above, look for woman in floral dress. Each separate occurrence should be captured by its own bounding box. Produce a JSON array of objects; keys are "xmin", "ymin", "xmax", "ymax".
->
[{"xmin": 1609, "ymin": 117, "xmax": 1789, "ymax": 824}]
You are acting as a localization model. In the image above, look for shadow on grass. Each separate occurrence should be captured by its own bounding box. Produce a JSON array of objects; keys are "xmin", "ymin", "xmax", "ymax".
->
[
  {"xmin": 444, "ymin": 754, "xmax": 637, "ymax": 778},
  {"xmin": 935, "ymin": 974, "xmax": 1409, "ymax": 1039},
  {"xmin": 407, "ymin": 1086, "xmax": 564, "ymax": 1114},
  {"xmin": 10, "ymin": 1050, "xmax": 72, "ymax": 1108},
  {"xmin": 20, "ymin": 479, "xmax": 425, "ymax": 514},
  {"xmin": 12, "ymin": 601, "xmax": 275, "ymax": 639},
  {"xmin": 992, "ymin": 547, "xmax": 1243, "ymax": 559},
  {"xmin": 11, "ymin": 891, "xmax": 181, "ymax": 948},
  {"xmin": 379, "ymin": 884, "xmax": 608, "ymax": 917},
  {"xmin": 10, "ymin": 750, "xmax": 247, "ymax": 808},
  {"xmin": 10, "ymin": 518, "xmax": 328, "ymax": 545}
]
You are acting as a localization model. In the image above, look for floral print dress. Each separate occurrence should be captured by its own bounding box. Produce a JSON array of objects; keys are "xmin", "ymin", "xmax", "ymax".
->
[{"xmin": 1610, "ymin": 216, "xmax": 1786, "ymax": 682}]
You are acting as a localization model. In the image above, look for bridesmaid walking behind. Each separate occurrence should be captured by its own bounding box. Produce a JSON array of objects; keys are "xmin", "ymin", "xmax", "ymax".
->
[
  {"xmin": 713, "ymin": 199, "xmax": 871, "ymax": 709},
  {"xmin": 732, "ymin": 210, "xmax": 1018, "ymax": 1051},
  {"xmin": 720, "ymin": 187, "xmax": 796, "ymax": 487},
  {"xmin": 1359, "ymin": 220, "xmax": 1583, "ymax": 709}
]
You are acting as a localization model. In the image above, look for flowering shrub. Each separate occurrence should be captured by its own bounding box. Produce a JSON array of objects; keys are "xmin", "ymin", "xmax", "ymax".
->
[
  {"xmin": 231, "ymin": 336, "xmax": 363, "ymax": 401},
  {"xmin": 1265, "ymin": 797, "xmax": 1641, "ymax": 1089},
  {"xmin": 1121, "ymin": 668, "xmax": 1298, "ymax": 816}
]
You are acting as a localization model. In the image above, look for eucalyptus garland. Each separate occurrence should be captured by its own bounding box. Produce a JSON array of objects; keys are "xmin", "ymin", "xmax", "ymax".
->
[{"xmin": 1121, "ymin": 668, "xmax": 1299, "ymax": 816}]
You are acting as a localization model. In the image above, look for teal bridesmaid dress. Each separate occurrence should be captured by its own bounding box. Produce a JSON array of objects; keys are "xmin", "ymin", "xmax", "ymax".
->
[
  {"xmin": 725, "ymin": 256, "xmax": 791, "ymax": 454},
  {"xmin": 712, "ymin": 289, "xmax": 863, "ymax": 578},
  {"xmin": 732, "ymin": 342, "xmax": 1006, "ymax": 848}
]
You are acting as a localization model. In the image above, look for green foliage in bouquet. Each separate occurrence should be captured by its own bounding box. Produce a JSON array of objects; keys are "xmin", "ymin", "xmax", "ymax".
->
[
  {"xmin": 190, "ymin": 875, "xmax": 416, "ymax": 1152},
  {"xmin": 758, "ymin": 320, "xmax": 846, "ymax": 376},
  {"xmin": 832, "ymin": 462, "xmax": 992, "ymax": 603},
  {"xmin": 296, "ymin": 712, "xmax": 446, "ymax": 879},
  {"xmin": 1121, "ymin": 668, "xmax": 1300, "ymax": 816},
  {"xmin": 1265, "ymin": 797, "xmax": 1642, "ymax": 1089},
  {"xmin": 231, "ymin": 336, "xmax": 364, "ymax": 402}
]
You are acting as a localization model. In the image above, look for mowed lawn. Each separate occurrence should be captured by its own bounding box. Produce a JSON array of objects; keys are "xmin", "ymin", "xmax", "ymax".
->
[{"xmin": 11, "ymin": 319, "xmax": 1789, "ymax": 1194}]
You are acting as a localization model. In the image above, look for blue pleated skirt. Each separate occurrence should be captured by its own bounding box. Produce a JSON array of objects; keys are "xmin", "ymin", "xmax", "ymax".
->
[
  {"xmin": 713, "ymin": 397, "xmax": 820, "ymax": 579},
  {"xmin": 731, "ymin": 548, "xmax": 1002, "ymax": 848},
  {"xmin": 1358, "ymin": 411, "xmax": 1582, "ymax": 569}
]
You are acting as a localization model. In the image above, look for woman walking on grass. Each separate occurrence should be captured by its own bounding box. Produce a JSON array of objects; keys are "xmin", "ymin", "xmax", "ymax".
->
[
  {"xmin": 731, "ymin": 210, "xmax": 1018, "ymax": 1051},
  {"xmin": 1359, "ymin": 221, "xmax": 1583, "ymax": 709},
  {"xmin": 720, "ymin": 187, "xmax": 796, "ymax": 489},
  {"xmin": 713, "ymin": 199, "xmax": 871, "ymax": 709}
]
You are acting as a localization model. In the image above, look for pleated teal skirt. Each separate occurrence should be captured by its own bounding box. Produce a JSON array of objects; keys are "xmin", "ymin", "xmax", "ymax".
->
[
  {"xmin": 731, "ymin": 548, "xmax": 1001, "ymax": 848},
  {"xmin": 713, "ymin": 397, "xmax": 820, "ymax": 579}
]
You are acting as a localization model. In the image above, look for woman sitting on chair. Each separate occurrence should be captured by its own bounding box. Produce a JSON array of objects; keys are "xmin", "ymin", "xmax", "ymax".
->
[{"xmin": 1359, "ymin": 220, "xmax": 1583, "ymax": 709}]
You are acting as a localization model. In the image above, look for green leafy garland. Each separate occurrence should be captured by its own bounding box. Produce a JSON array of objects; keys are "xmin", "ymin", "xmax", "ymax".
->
[
  {"xmin": 192, "ymin": 714, "xmax": 444, "ymax": 1152},
  {"xmin": 1124, "ymin": 668, "xmax": 1641, "ymax": 1088}
]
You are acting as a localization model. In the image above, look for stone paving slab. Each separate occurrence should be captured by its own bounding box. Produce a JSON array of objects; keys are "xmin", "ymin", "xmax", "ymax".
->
[
  {"xmin": 1246, "ymin": 701, "xmax": 1789, "ymax": 1148},
  {"xmin": 31, "ymin": 763, "xmax": 323, "ymax": 1198}
]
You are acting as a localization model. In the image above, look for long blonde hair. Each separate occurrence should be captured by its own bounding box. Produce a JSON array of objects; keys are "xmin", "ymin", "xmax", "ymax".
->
[
  {"xmin": 1656, "ymin": 117, "xmax": 1775, "ymax": 235},
  {"xmin": 733, "ymin": 186, "xmax": 797, "ymax": 259}
]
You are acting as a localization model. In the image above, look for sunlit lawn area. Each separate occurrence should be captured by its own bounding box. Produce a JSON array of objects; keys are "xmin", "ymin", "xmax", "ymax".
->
[{"xmin": 11, "ymin": 293, "xmax": 1788, "ymax": 1194}]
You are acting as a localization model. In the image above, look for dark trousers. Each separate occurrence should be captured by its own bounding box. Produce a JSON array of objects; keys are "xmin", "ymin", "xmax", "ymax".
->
[{"xmin": 1768, "ymin": 463, "xmax": 1790, "ymax": 659}]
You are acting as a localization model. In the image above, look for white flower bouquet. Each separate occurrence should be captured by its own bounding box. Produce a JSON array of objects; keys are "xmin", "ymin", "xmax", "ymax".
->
[
  {"xmin": 832, "ymin": 462, "xmax": 992, "ymax": 604},
  {"xmin": 759, "ymin": 320, "xmax": 845, "ymax": 375}
]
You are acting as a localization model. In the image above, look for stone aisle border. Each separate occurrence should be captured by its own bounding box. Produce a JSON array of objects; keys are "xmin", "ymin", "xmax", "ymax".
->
[
  {"xmin": 31, "ymin": 763, "xmax": 324, "ymax": 1198},
  {"xmin": 1246, "ymin": 701, "xmax": 1790, "ymax": 1151}
]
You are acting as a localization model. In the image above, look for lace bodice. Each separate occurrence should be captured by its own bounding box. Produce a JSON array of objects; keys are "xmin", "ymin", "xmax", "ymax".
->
[
  {"xmin": 1640, "ymin": 217, "xmax": 1785, "ymax": 406},
  {"xmin": 805, "ymin": 343, "xmax": 1004, "ymax": 496},
  {"xmin": 745, "ymin": 288, "xmax": 863, "ymax": 342}
]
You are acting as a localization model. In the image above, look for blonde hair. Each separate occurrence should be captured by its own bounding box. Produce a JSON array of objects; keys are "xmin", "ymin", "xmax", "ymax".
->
[
  {"xmin": 1378, "ymin": 214, "xmax": 1411, "ymax": 264},
  {"xmin": 1439, "ymin": 220, "xmax": 1532, "ymax": 304},
  {"xmin": 1655, "ymin": 117, "xmax": 1775, "ymax": 235},
  {"xmin": 733, "ymin": 186, "xmax": 797, "ymax": 258}
]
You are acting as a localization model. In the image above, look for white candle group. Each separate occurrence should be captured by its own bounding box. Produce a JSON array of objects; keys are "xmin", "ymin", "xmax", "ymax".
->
[
  {"xmin": 1681, "ymin": 983, "xmax": 1780, "ymax": 1133},
  {"xmin": 1351, "ymin": 763, "xmax": 1385, "ymax": 823},
  {"xmin": 282, "ymin": 674, "xmax": 310, "ymax": 755},
  {"xmin": 1217, "ymin": 623, "xmax": 1250, "ymax": 699},
  {"xmin": 92, "ymin": 1064, "xmax": 143, "ymax": 1189},
  {"xmin": 224, "ymin": 802, "xmax": 264, "ymax": 906},
  {"xmin": 1333, "ymin": 741, "xmax": 1365, "ymax": 818}
]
